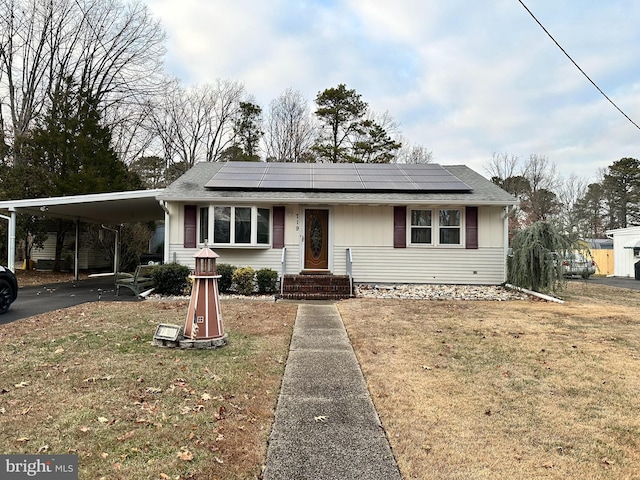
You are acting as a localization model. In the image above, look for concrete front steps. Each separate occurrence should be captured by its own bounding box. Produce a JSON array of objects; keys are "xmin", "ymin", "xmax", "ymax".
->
[{"xmin": 280, "ymin": 273, "xmax": 353, "ymax": 300}]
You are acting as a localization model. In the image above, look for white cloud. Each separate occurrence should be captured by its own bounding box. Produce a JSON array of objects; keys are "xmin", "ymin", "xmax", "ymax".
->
[{"xmin": 145, "ymin": 0, "xmax": 640, "ymax": 180}]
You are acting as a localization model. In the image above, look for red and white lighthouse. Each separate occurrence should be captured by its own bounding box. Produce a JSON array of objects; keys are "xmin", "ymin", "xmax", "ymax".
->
[{"xmin": 183, "ymin": 246, "xmax": 226, "ymax": 343}]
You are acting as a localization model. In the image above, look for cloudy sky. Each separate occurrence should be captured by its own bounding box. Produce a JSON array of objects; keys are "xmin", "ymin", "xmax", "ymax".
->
[{"xmin": 145, "ymin": 0, "xmax": 640, "ymax": 181}]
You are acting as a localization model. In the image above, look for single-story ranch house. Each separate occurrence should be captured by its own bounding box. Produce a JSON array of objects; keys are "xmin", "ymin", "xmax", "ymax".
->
[
  {"xmin": 157, "ymin": 161, "xmax": 517, "ymax": 289},
  {"xmin": 0, "ymin": 161, "xmax": 517, "ymax": 297}
]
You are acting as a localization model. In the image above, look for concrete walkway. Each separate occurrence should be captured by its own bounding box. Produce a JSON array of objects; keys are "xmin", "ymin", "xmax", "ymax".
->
[{"xmin": 263, "ymin": 303, "xmax": 402, "ymax": 480}]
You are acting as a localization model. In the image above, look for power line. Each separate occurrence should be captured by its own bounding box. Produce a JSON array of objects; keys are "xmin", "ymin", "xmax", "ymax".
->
[{"xmin": 517, "ymin": 0, "xmax": 640, "ymax": 132}]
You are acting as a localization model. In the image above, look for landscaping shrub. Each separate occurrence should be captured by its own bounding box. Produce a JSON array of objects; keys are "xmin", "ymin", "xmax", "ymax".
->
[
  {"xmin": 256, "ymin": 268, "xmax": 278, "ymax": 294},
  {"xmin": 151, "ymin": 262, "xmax": 191, "ymax": 296},
  {"xmin": 216, "ymin": 263, "xmax": 236, "ymax": 293},
  {"xmin": 232, "ymin": 267, "xmax": 255, "ymax": 296}
]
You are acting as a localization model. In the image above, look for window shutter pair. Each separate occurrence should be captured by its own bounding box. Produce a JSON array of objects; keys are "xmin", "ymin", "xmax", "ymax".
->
[
  {"xmin": 184, "ymin": 205, "xmax": 286, "ymax": 249},
  {"xmin": 393, "ymin": 206, "xmax": 478, "ymax": 249}
]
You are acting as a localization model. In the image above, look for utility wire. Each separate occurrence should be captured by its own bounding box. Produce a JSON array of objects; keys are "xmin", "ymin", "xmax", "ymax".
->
[{"xmin": 517, "ymin": 0, "xmax": 640, "ymax": 132}]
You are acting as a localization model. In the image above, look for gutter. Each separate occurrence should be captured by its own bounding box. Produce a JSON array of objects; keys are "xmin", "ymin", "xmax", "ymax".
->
[{"xmin": 505, "ymin": 284, "xmax": 565, "ymax": 304}]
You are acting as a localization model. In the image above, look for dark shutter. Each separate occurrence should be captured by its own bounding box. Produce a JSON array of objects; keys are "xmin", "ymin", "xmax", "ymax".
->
[
  {"xmin": 184, "ymin": 205, "xmax": 197, "ymax": 248},
  {"xmin": 272, "ymin": 206, "xmax": 285, "ymax": 249},
  {"xmin": 466, "ymin": 206, "xmax": 478, "ymax": 249},
  {"xmin": 393, "ymin": 206, "xmax": 406, "ymax": 248}
]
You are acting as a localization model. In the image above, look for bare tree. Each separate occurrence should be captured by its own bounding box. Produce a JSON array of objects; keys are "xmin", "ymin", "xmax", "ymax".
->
[
  {"xmin": 203, "ymin": 79, "xmax": 245, "ymax": 162},
  {"xmin": 148, "ymin": 79, "xmax": 244, "ymax": 169},
  {"xmin": 484, "ymin": 152, "xmax": 520, "ymax": 184},
  {"xmin": 394, "ymin": 141, "xmax": 433, "ymax": 164},
  {"xmin": 0, "ymin": 0, "xmax": 62, "ymax": 150},
  {"xmin": 523, "ymin": 153, "xmax": 558, "ymax": 193},
  {"xmin": 265, "ymin": 88, "xmax": 315, "ymax": 162},
  {"xmin": 555, "ymin": 174, "xmax": 588, "ymax": 239},
  {"xmin": 0, "ymin": 0, "xmax": 166, "ymax": 163}
]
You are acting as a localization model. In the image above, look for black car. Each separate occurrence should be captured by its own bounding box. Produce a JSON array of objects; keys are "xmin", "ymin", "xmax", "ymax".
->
[{"xmin": 0, "ymin": 265, "xmax": 18, "ymax": 314}]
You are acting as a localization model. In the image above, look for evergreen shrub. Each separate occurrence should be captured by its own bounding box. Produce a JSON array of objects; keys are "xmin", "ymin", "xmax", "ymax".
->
[
  {"xmin": 232, "ymin": 267, "xmax": 255, "ymax": 296},
  {"xmin": 216, "ymin": 263, "xmax": 236, "ymax": 293},
  {"xmin": 151, "ymin": 262, "xmax": 191, "ymax": 296},
  {"xmin": 256, "ymin": 268, "xmax": 278, "ymax": 294}
]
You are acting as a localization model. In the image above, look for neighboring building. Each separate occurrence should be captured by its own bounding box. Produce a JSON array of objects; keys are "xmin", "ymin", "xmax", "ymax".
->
[
  {"xmin": 585, "ymin": 238, "xmax": 614, "ymax": 276},
  {"xmin": 28, "ymin": 231, "xmax": 112, "ymax": 271},
  {"xmin": 606, "ymin": 226, "xmax": 640, "ymax": 278},
  {"xmin": 158, "ymin": 161, "xmax": 517, "ymax": 285}
]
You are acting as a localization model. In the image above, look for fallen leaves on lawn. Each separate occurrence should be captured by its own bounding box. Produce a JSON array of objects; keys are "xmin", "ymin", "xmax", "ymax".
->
[{"xmin": 177, "ymin": 447, "xmax": 194, "ymax": 461}]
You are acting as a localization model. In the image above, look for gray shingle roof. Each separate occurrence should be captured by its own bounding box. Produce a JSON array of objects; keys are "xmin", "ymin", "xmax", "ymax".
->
[{"xmin": 158, "ymin": 162, "xmax": 517, "ymax": 206}]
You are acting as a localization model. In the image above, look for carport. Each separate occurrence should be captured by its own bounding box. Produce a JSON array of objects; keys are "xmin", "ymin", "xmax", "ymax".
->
[{"xmin": 0, "ymin": 189, "xmax": 166, "ymax": 279}]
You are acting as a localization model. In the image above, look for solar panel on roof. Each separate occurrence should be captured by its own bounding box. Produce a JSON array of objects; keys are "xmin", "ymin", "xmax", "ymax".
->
[
  {"xmin": 204, "ymin": 162, "xmax": 472, "ymax": 192},
  {"xmin": 313, "ymin": 181, "xmax": 367, "ymax": 189}
]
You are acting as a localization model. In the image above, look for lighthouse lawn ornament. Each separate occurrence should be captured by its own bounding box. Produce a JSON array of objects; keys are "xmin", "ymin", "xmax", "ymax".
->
[{"xmin": 181, "ymin": 246, "xmax": 228, "ymax": 349}]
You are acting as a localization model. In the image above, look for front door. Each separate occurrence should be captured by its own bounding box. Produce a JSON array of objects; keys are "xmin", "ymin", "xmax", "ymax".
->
[{"xmin": 304, "ymin": 209, "xmax": 329, "ymax": 270}]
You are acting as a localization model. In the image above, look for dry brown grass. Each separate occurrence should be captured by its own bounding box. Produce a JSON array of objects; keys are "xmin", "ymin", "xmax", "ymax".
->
[
  {"xmin": 15, "ymin": 269, "xmax": 91, "ymax": 287},
  {"xmin": 0, "ymin": 299, "xmax": 297, "ymax": 480},
  {"xmin": 338, "ymin": 282, "xmax": 640, "ymax": 480}
]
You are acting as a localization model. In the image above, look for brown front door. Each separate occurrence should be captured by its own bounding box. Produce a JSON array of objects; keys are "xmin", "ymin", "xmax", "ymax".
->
[{"xmin": 304, "ymin": 209, "xmax": 329, "ymax": 270}]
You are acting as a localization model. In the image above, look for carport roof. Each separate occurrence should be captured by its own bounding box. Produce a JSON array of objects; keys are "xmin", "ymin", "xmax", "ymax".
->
[{"xmin": 0, "ymin": 189, "xmax": 165, "ymax": 224}]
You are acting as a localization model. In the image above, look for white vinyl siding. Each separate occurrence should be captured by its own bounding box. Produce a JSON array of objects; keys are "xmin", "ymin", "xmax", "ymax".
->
[
  {"xmin": 332, "ymin": 205, "xmax": 507, "ymax": 284},
  {"xmin": 333, "ymin": 205, "xmax": 390, "ymax": 246},
  {"xmin": 167, "ymin": 203, "xmax": 508, "ymax": 284},
  {"xmin": 339, "ymin": 246, "xmax": 506, "ymax": 284}
]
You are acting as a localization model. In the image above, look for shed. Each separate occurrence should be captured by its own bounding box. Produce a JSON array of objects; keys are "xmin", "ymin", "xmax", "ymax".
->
[{"xmin": 606, "ymin": 226, "xmax": 640, "ymax": 277}]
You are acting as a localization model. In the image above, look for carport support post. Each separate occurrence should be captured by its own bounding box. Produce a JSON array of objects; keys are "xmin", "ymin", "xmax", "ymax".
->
[
  {"xmin": 74, "ymin": 219, "xmax": 80, "ymax": 281},
  {"xmin": 0, "ymin": 210, "xmax": 15, "ymax": 271},
  {"xmin": 114, "ymin": 225, "xmax": 121, "ymax": 273}
]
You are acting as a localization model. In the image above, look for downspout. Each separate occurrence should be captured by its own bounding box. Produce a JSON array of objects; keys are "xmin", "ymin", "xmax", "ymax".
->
[
  {"xmin": 504, "ymin": 207, "xmax": 509, "ymax": 282},
  {"xmin": 101, "ymin": 224, "xmax": 121, "ymax": 273},
  {"xmin": 503, "ymin": 205, "xmax": 516, "ymax": 282}
]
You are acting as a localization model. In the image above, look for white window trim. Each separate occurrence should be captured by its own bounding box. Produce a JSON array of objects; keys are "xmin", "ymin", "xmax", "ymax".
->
[
  {"xmin": 198, "ymin": 206, "xmax": 209, "ymax": 245},
  {"xmin": 408, "ymin": 207, "xmax": 465, "ymax": 247},
  {"xmin": 437, "ymin": 208, "xmax": 463, "ymax": 246},
  {"xmin": 409, "ymin": 208, "xmax": 434, "ymax": 246},
  {"xmin": 199, "ymin": 205, "xmax": 272, "ymax": 248}
]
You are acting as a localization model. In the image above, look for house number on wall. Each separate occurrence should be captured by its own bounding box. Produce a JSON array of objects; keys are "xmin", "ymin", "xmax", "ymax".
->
[
  {"xmin": 296, "ymin": 213, "xmax": 299, "ymax": 231},
  {"xmin": 196, "ymin": 316, "xmax": 204, "ymax": 323}
]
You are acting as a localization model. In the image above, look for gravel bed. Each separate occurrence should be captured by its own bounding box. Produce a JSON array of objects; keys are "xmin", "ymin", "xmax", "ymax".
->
[
  {"xmin": 355, "ymin": 284, "xmax": 529, "ymax": 301},
  {"xmin": 152, "ymin": 285, "xmax": 528, "ymax": 302}
]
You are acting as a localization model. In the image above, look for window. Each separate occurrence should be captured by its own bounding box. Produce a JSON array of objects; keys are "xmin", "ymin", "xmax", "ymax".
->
[
  {"xmin": 204, "ymin": 206, "xmax": 271, "ymax": 246},
  {"xmin": 439, "ymin": 209, "xmax": 461, "ymax": 245},
  {"xmin": 214, "ymin": 207, "xmax": 231, "ymax": 243},
  {"xmin": 199, "ymin": 207, "xmax": 209, "ymax": 244},
  {"xmin": 257, "ymin": 208, "xmax": 270, "ymax": 244},
  {"xmin": 408, "ymin": 208, "xmax": 463, "ymax": 246},
  {"xmin": 410, "ymin": 209, "xmax": 432, "ymax": 244},
  {"xmin": 234, "ymin": 207, "xmax": 251, "ymax": 243}
]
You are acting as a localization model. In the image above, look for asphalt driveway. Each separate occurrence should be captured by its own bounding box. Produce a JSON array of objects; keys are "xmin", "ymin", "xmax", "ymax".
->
[
  {"xmin": 573, "ymin": 275, "xmax": 640, "ymax": 290},
  {"xmin": 0, "ymin": 275, "xmax": 141, "ymax": 325}
]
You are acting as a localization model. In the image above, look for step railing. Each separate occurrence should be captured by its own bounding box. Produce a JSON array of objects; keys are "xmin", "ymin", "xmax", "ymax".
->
[
  {"xmin": 280, "ymin": 246, "xmax": 286, "ymax": 296},
  {"xmin": 346, "ymin": 247, "xmax": 353, "ymax": 297}
]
